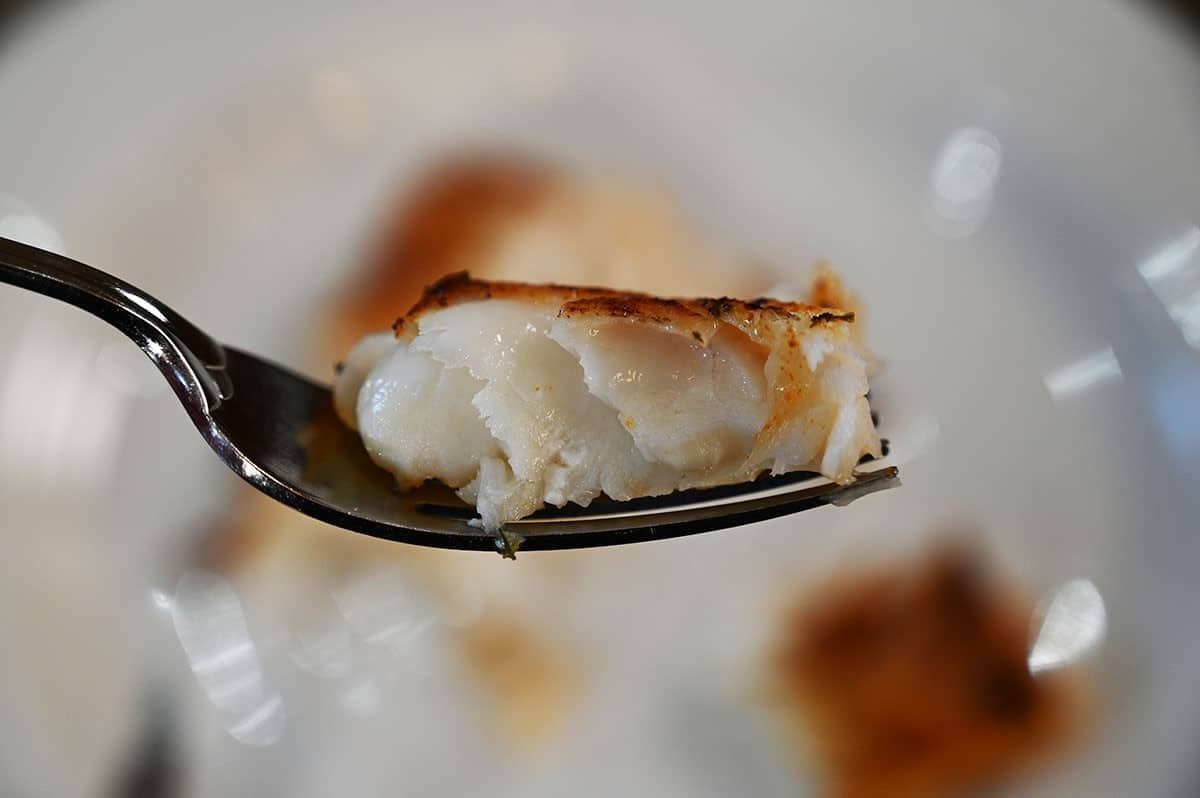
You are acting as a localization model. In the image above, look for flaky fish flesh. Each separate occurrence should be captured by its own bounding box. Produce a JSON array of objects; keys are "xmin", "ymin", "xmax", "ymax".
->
[{"xmin": 335, "ymin": 273, "xmax": 881, "ymax": 531}]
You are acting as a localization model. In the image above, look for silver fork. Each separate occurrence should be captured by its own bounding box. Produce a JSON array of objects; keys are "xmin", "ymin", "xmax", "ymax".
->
[{"xmin": 0, "ymin": 237, "xmax": 898, "ymax": 554}]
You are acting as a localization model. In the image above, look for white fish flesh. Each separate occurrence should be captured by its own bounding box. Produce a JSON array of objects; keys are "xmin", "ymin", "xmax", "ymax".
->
[{"xmin": 335, "ymin": 273, "xmax": 881, "ymax": 531}]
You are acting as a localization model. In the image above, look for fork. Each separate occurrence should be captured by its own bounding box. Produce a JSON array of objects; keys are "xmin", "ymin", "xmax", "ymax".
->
[{"xmin": 0, "ymin": 237, "xmax": 898, "ymax": 554}]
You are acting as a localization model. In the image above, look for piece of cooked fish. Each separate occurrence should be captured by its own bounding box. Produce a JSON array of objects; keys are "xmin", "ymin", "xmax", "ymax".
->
[{"xmin": 334, "ymin": 272, "xmax": 881, "ymax": 531}]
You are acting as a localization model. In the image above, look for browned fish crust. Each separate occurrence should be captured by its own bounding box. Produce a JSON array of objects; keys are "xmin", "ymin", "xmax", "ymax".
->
[{"xmin": 393, "ymin": 271, "xmax": 855, "ymax": 341}]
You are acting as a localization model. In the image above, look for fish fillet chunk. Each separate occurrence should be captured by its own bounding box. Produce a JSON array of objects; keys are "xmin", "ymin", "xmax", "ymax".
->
[{"xmin": 335, "ymin": 273, "xmax": 881, "ymax": 530}]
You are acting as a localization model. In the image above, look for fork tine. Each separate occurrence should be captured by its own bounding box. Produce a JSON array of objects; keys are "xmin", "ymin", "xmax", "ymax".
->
[{"xmin": 505, "ymin": 466, "xmax": 899, "ymax": 551}]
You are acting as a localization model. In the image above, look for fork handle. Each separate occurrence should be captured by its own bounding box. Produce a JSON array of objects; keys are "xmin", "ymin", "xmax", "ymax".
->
[{"xmin": 0, "ymin": 236, "xmax": 231, "ymax": 408}]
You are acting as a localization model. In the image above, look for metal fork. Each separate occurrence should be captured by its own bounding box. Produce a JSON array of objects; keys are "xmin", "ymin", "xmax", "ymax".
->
[{"xmin": 0, "ymin": 237, "xmax": 898, "ymax": 553}]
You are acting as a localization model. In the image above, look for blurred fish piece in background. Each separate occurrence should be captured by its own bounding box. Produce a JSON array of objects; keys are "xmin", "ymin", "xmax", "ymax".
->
[{"xmin": 765, "ymin": 538, "xmax": 1094, "ymax": 798}]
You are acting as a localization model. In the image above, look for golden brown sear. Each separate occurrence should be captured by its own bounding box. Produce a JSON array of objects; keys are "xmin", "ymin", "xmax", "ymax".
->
[
  {"xmin": 393, "ymin": 270, "xmax": 853, "ymax": 343},
  {"xmin": 807, "ymin": 262, "xmax": 861, "ymax": 316},
  {"xmin": 768, "ymin": 546, "xmax": 1085, "ymax": 798}
]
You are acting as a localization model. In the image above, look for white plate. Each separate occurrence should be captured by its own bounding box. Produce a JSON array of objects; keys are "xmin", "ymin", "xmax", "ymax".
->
[{"xmin": 2, "ymin": 1, "xmax": 1199, "ymax": 795}]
